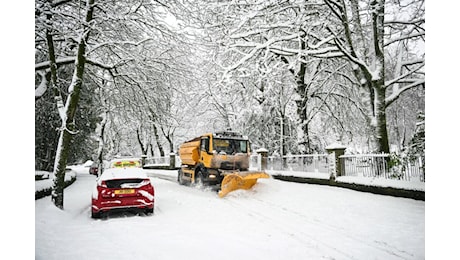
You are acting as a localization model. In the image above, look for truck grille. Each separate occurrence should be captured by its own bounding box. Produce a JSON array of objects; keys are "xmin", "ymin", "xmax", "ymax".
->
[{"xmin": 220, "ymin": 161, "xmax": 241, "ymax": 170}]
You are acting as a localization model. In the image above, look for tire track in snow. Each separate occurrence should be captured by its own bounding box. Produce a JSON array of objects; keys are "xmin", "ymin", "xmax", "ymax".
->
[
  {"xmin": 142, "ymin": 171, "xmax": 415, "ymax": 259},
  {"xmin": 224, "ymin": 197, "xmax": 358, "ymax": 260},
  {"xmin": 226, "ymin": 195, "xmax": 413, "ymax": 260},
  {"xmin": 250, "ymin": 195, "xmax": 415, "ymax": 259}
]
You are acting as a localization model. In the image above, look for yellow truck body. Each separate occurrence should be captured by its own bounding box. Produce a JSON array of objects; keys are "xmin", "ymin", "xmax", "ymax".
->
[{"xmin": 177, "ymin": 131, "xmax": 269, "ymax": 197}]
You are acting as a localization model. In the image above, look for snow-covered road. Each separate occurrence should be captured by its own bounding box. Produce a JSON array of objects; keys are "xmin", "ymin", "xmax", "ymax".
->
[{"xmin": 35, "ymin": 169, "xmax": 424, "ymax": 260}]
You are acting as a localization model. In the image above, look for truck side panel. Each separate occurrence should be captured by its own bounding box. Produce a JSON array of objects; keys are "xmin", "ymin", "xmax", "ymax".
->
[{"xmin": 179, "ymin": 140, "xmax": 200, "ymax": 166}]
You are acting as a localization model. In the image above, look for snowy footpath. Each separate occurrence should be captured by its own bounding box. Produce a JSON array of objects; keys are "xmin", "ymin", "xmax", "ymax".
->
[{"xmin": 35, "ymin": 169, "xmax": 424, "ymax": 260}]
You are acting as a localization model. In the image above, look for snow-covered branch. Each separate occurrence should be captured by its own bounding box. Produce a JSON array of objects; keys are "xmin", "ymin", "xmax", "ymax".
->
[
  {"xmin": 35, "ymin": 57, "xmax": 76, "ymax": 71},
  {"xmin": 384, "ymin": 32, "xmax": 425, "ymax": 47},
  {"xmin": 401, "ymin": 59, "xmax": 424, "ymax": 67},
  {"xmin": 385, "ymin": 78, "xmax": 425, "ymax": 107},
  {"xmin": 226, "ymin": 32, "xmax": 303, "ymax": 72},
  {"xmin": 35, "ymin": 56, "xmax": 138, "ymax": 77},
  {"xmin": 50, "ymin": 0, "xmax": 73, "ymax": 7},
  {"xmin": 307, "ymin": 35, "xmax": 335, "ymax": 50},
  {"xmin": 87, "ymin": 58, "xmax": 138, "ymax": 71},
  {"xmin": 385, "ymin": 18, "xmax": 425, "ymax": 26},
  {"xmin": 229, "ymin": 23, "xmax": 295, "ymax": 39},
  {"xmin": 86, "ymin": 38, "xmax": 156, "ymax": 55},
  {"xmin": 330, "ymin": 35, "xmax": 370, "ymax": 77},
  {"xmin": 385, "ymin": 62, "xmax": 425, "ymax": 88}
]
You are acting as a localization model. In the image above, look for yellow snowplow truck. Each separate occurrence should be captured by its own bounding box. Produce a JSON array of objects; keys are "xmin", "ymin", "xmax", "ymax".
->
[{"xmin": 177, "ymin": 131, "xmax": 270, "ymax": 197}]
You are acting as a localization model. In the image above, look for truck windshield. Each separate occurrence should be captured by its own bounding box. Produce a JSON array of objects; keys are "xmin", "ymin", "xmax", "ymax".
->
[{"xmin": 213, "ymin": 139, "xmax": 248, "ymax": 154}]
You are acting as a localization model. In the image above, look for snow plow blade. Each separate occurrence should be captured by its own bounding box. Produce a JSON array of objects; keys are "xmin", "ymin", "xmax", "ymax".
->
[{"xmin": 218, "ymin": 171, "xmax": 270, "ymax": 198}]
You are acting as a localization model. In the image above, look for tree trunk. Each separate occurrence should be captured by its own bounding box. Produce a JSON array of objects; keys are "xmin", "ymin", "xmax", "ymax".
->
[
  {"xmin": 166, "ymin": 133, "xmax": 174, "ymax": 153},
  {"xmin": 136, "ymin": 128, "xmax": 148, "ymax": 155},
  {"xmin": 152, "ymin": 124, "xmax": 165, "ymax": 157},
  {"xmin": 279, "ymin": 111, "xmax": 288, "ymax": 168},
  {"xmin": 295, "ymin": 60, "xmax": 312, "ymax": 154},
  {"xmin": 96, "ymin": 111, "xmax": 107, "ymax": 176},
  {"xmin": 374, "ymin": 83, "xmax": 390, "ymax": 153},
  {"xmin": 51, "ymin": 0, "xmax": 95, "ymax": 209},
  {"xmin": 371, "ymin": 0, "xmax": 389, "ymax": 154},
  {"xmin": 149, "ymin": 144, "xmax": 155, "ymax": 157},
  {"xmin": 52, "ymin": 124, "xmax": 74, "ymax": 208},
  {"xmin": 280, "ymin": 44, "xmax": 314, "ymax": 154},
  {"xmin": 160, "ymin": 126, "xmax": 175, "ymax": 153},
  {"xmin": 325, "ymin": 0, "xmax": 390, "ymax": 153}
]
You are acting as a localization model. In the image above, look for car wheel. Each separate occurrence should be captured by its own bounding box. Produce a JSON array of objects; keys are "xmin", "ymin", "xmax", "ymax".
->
[
  {"xmin": 91, "ymin": 211, "xmax": 102, "ymax": 219},
  {"xmin": 145, "ymin": 208, "xmax": 154, "ymax": 215}
]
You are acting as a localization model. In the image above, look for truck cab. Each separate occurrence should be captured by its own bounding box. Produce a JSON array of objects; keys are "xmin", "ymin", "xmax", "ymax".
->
[
  {"xmin": 178, "ymin": 131, "xmax": 251, "ymax": 186},
  {"xmin": 200, "ymin": 132, "xmax": 250, "ymax": 170}
]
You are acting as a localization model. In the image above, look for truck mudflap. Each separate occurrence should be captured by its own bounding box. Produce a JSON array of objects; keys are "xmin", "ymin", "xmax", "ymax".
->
[{"xmin": 218, "ymin": 171, "xmax": 270, "ymax": 198}]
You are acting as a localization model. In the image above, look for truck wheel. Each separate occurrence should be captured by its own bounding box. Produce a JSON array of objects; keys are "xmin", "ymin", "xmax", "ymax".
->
[
  {"xmin": 178, "ymin": 169, "xmax": 186, "ymax": 185},
  {"xmin": 194, "ymin": 170, "xmax": 205, "ymax": 188}
]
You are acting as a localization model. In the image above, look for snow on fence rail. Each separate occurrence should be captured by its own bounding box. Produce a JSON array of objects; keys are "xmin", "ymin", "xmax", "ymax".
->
[
  {"xmin": 250, "ymin": 154, "xmax": 329, "ymax": 173},
  {"xmin": 339, "ymin": 154, "xmax": 425, "ymax": 182}
]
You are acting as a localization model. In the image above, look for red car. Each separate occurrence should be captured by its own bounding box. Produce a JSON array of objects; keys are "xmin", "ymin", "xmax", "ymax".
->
[
  {"xmin": 89, "ymin": 162, "xmax": 98, "ymax": 175},
  {"xmin": 91, "ymin": 168, "xmax": 154, "ymax": 218}
]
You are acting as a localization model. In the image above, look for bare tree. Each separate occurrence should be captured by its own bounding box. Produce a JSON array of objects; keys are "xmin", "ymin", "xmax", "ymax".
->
[
  {"xmin": 323, "ymin": 0, "xmax": 424, "ymax": 152},
  {"xmin": 199, "ymin": 0, "xmax": 424, "ymax": 153},
  {"xmin": 37, "ymin": 0, "xmax": 96, "ymax": 209},
  {"xmin": 35, "ymin": 0, "xmax": 199, "ymax": 208}
]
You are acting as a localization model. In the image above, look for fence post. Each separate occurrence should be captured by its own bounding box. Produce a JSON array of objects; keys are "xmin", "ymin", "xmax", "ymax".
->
[
  {"xmin": 256, "ymin": 148, "xmax": 268, "ymax": 171},
  {"xmin": 169, "ymin": 152, "xmax": 176, "ymax": 170},
  {"xmin": 325, "ymin": 143, "xmax": 346, "ymax": 181}
]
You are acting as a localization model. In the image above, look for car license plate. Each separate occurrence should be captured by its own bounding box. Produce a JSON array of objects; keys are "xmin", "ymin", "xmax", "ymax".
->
[{"xmin": 114, "ymin": 189, "xmax": 135, "ymax": 195}]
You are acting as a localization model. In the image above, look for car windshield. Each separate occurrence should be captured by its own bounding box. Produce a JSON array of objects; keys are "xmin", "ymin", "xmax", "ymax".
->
[{"xmin": 213, "ymin": 138, "xmax": 248, "ymax": 154}]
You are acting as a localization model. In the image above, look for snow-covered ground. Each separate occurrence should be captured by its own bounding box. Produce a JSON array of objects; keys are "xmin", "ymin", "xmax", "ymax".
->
[{"xmin": 35, "ymin": 167, "xmax": 425, "ymax": 259}]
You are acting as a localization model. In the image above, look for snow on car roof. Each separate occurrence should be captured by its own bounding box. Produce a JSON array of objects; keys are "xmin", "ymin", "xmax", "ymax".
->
[{"xmin": 99, "ymin": 168, "xmax": 148, "ymax": 181}]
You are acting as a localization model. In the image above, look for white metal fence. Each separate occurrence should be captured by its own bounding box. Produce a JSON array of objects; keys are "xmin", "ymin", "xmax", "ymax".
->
[
  {"xmin": 250, "ymin": 154, "xmax": 329, "ymax": 173},
  {"xmin": 144, "ymin": 154, "xmax": 181, "ymax": 168},
  {"xmin": 144, "ymin": 156, "xmax": 170, "ymax": 166},
  {"xmin": 148, "ymin": 152, "xmax": 425, "ymax": 182},
  {"xmin": 252, "ymin": 153, "xmax": 424, "ymax": 182},
  {"xmin": 339, "ymin": 154, "xmax": 425, "ymax": 182}
]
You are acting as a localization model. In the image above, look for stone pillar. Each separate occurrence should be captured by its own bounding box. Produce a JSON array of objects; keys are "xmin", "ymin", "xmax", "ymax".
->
[
  {"xmin": 325, "ymin": 143, "xmax": 346, "ymax": 181},
  {"xmin": 141, "ymin": 154, "xmax": 147, "ymax": 168},
  {"xmin": 169, "ymin": 152, "xmax": 176, "ymax": 170},
  {"xmin": 256, "ymin": 148, "xmax": 269, "ymax": 171}
]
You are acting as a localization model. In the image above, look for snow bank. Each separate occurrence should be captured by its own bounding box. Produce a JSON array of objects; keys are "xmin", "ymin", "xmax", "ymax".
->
[
  {"xmin": 266, "ymin": 170, "xmax": 424, "ymax": 191},
  {"xmin": 35, "ymin": 170, "xmax": 77, "ymax": 192}
]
